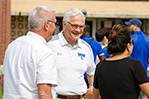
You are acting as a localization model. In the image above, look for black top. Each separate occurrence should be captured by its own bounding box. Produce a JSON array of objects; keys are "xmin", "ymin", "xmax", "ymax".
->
[{"xmin": 94, "ymin": 57, "xmax": 149, "ymax": 99}]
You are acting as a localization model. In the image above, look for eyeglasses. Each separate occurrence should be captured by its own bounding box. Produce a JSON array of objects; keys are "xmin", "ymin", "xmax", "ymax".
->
[
  {"xmin": 67, "ymin": 22, "xmax": 86, "ymax": 29},
  {"xmin": 131, "ymin": 40, "xmax": 135, "ymax": 45},
  {"xmin": 48, "ymin": 20, "xmax": 59, "ymax": 26}
]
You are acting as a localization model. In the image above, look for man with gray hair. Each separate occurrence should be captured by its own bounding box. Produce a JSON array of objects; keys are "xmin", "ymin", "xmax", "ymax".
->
[
  {"xmin": 48, "ymin": 8, "xmax": 95, "ymax": 99},
  {"xmin": 2, "ymin": 6, "xmax": 57, "ymax": 99}
]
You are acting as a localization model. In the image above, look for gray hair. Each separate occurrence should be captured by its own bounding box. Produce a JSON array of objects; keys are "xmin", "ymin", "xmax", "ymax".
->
[
  {"xmin": 28, "ymin": 6, "xmax": 55, "ymax": 31},
  {"xmin": 63, "ymin": 8, "xmax": 85, "ymax": 24}
]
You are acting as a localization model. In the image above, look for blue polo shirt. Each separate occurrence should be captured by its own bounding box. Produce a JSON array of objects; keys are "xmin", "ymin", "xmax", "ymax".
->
[
  {"xmin": 82, "ymin": 35, "xmax": 104, "ymax": 63},
  {"xmin": 82, "ymin": 36, "xmax": 104, "ymax": 79},
  {"xmin": 99, "ymin": 44, "xmax": 111, "ymax": 59},
  {"xmin": 130, "ymin": 31, "xmax": 149, "ymax": 74}
]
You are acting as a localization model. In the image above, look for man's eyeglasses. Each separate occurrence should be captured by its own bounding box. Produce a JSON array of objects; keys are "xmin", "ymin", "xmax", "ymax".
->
[
  {"xmin": 48, "ymin": 20, "xmax": 59, "ymax": 26},
  {"xmin": 67, "ymin": 22, "xmax": 86, "ymax": 29},
  {"xmin": 131, "ymin": 40, "xmax": 135, "ymax": 45}
]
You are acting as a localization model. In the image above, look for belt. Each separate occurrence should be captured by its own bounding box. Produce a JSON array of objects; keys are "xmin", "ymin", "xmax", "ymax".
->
[{"xmin": 57, "ymin": 94, "xmax": 84, "ymax": 99}]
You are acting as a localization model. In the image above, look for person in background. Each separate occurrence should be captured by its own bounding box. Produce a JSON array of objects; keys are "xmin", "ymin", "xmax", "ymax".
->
[
  {"xmin": 48, "ymin": 8, "xmax": 95, "ymax": 99},
  {"xmin": 82, "ymin": 24, "xmax": 105, "ymax": 62},
  {"xmin": 82, "ymin": 24, "xmax": 105, "ymax": 88},
  {"xmin": 2, "ymin": 6, "xmax": 57, "ymax": 99},
  {"xmin": 95, "ymin": 27, "xmax": 111, "ymax": 59},
  {"xmin": 125, "ymin": 18, "xmax": 149, "ymax": 99},
  {"xmin": 93, "ymin": 24, "xmax": 149, "ymax": 99}
]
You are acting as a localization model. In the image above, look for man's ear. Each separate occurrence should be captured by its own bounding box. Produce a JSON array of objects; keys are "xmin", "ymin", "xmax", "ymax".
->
[
  {"xmin": 62, "ymin": 22, "xmax": 66, "ymax": 31},
  {"xmin": 134, "ymin": 24, "xmax": 137, "ymax": 27},
  {"xmin": 126, "ymin": 43, "xmax": 130, "ymax": 52},
  {"xmin": 44, "ymin": 22, "xmax": 49, "ymax": 31}
]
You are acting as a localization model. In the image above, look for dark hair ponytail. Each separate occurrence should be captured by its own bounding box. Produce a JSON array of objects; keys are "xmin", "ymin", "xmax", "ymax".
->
[{"xmin": 107, "ymin": 24, "xmax": 131, "ymax": 54}]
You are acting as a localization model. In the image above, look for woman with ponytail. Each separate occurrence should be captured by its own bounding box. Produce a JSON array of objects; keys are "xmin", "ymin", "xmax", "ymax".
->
[{"xmin": 93, "ymin": 24, "xmax": 149, "ymax": 99}]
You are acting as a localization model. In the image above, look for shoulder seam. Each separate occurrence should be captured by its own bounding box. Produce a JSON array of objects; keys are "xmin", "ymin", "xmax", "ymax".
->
[{"xmin": 81, "ymin": 39, "xmax": 92, "ymax": 51}]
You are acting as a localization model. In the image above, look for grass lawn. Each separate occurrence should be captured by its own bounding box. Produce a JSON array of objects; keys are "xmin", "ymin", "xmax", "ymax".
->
[{"xmin": 0, "ymin": 85, "xmax": 2, "ymax": 99}]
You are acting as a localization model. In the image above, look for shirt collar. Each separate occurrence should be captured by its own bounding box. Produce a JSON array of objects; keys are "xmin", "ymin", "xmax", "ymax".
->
[
  {"xmin": 58, "ymin": 31, "xmax": 82, "ymax": 48},
  {"xmin": 27, "ymin": 31, "xmax": 47, "ymax": 45},
  {"xmin": 77, "ymin": 39, "xmax": 82, "ymax": 48},
  {"xmin": 58, "ymin": 31, "xmax": 68, "ymax": 46}
]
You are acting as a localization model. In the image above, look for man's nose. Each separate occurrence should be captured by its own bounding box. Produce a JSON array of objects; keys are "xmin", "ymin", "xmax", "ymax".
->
[{"xmin": 75, "ymin": 27, "xmax": 81, "ymax": 32}]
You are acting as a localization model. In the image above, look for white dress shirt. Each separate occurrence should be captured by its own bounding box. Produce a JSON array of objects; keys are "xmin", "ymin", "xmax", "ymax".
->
[{"xmin": 3, "ymin": 31, "xmax": 57, "ymax": 99}]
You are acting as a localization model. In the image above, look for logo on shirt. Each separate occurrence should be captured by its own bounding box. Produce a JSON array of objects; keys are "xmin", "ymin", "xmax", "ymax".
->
[
  {"xmin": 78, "ymin": 53, "xmax": 85, "ymax": 60},
  {"xmin": 57, "ymin": 52, "xmax": 62, "ymax": 56}
]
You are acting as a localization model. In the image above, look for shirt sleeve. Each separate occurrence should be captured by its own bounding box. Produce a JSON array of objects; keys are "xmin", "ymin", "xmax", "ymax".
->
[
  {"xmin": 134, "ymin": 61, "xmax": 149, "ymax": 84},
  {"xmin": 97, "ymin": 42, "xmax": 104, "ymax": 56},
  {"xmin": 37, "ymin": 51, "xmax": 57, "ymax": 86},
  {"xmin": 86, "ymin": 47, "xmax": 96, "ymax": 76}
]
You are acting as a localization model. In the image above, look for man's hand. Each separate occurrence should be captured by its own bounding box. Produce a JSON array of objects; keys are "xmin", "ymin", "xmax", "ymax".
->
[
  {"xmin": 83, "ymin": 86, "xmax": 93, "ymax": 99},
  {"xmin": 38, "ymin": 84, "xmax": 52, "ymax": 99}
]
